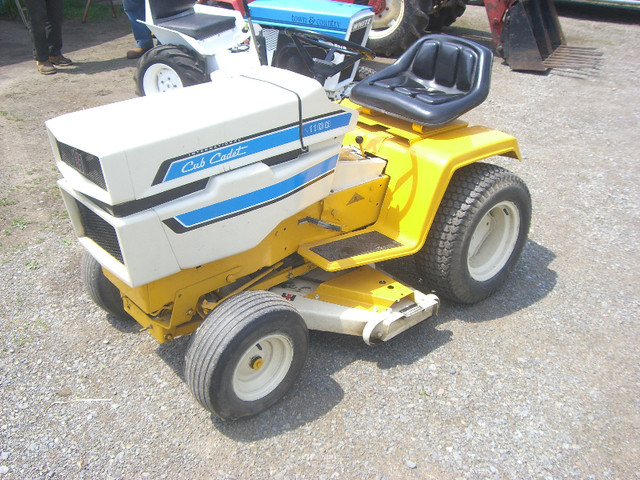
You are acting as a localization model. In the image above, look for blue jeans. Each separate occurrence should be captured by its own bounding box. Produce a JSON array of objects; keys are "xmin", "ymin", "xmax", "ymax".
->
[{"xmin": 123, "ymin": 0, "xmax": 154, "ymax": 49}]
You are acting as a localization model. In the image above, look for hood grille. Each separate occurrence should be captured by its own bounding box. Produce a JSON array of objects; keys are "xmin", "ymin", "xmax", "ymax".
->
[{"xmin": 57, "ymin": 141, "xmax": 106, "ymax": 189}]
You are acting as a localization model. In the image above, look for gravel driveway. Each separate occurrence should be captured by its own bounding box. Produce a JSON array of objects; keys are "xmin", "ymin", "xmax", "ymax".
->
[{"xmin": 1, "ymin": 4, "xmax": 639, "ymax": 479}]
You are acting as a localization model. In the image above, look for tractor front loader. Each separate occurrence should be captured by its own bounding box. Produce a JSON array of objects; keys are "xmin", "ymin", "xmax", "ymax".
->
[
  {"xmin": 47, "ymin": 34, "xmax": 531, "ymax": 420},
  {"xmin": 484, "ymin": 0, "xmax": 601, "ymax": 71}
]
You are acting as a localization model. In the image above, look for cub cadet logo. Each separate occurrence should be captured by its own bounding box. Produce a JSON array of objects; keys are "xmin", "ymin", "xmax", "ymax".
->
[
  {"xmin": 73, "ymin": 151, "xmax": 85, "ymax": 173},
  {"xmin": 181, "ymin": 145, "xmax": 248, "ymax": 174},
  {"xmin": 291, "ymin": 15, "xmax": 340, "ymax": 29}
]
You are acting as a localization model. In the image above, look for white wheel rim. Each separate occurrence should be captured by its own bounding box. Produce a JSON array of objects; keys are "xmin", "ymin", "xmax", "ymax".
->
[
  {"xmin": 467, "ymin": 201, "xmax": 520, "ymax": 282},
  {"xmin": 142, "ymin": 63, "xmax": 183, "ymax": 95},
  {"xmin": 232, "ymin": 333, "xmax": 294, "ymax": 402},
  {"xmin": 369, "ymin": 0, "xmax": 404, "ymax": 39}
]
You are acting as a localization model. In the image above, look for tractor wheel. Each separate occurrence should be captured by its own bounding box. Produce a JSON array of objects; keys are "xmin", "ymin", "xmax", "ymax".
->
[
  {"xmin": 185, "ymin": 290, "xmax": 308, "ymax": 420},
  {"xmin": 81, "ymin": 251, "xmax": 132, "ymax": 320},
  {"xmin": 366, "ymin": 0, "xmax": 432, "ymax": 57},
  {"xmin": 415, "ymin": 163, "xmax": 531, "ymax": 304},
  {"xmin": 134, "ymin": 45, "xmax": 207, "ymax": 96},
  {"xmin": 427, "ymin": 0, "xmax": 467, "ymax": 31},
  {"xmin": 356, "ymin": 65, "xmax": 377, "ymax": 81}
]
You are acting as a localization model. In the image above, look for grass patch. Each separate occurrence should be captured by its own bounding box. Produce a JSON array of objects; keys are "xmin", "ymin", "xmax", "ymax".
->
[
  {"xmin": 0, "ymin": 0, "xmax": 124, "ymax": 21},
  {"xmin": 26, "ymin": 259, "xmax": 40, "ymax": 270},
  {"xmin": 62, "ymin": 0, "xmax": 124, "ymax": 21},
  {"xmin": 0, "ymin": 111, "xmax": 23, "ymax": 122},
  {"xmin": 12, "ymin": 217, "xmax": 32, "ymax": 230}
]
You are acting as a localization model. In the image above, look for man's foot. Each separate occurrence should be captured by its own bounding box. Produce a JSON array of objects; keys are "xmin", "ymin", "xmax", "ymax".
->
[
  {"xmin": 49, "ymin": 54, "xmax": 73, "ymax": 66},
  {"xmin": 126, "ymin": 46, "xmax": 152, "ymax": 59},
  {"xmin": 37, "ymin": 60, "xmax": 56, "ymax": 75}
]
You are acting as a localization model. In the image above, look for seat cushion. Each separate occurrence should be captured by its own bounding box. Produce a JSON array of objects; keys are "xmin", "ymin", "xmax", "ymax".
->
[
  {"xmin": 350, "ymin": 34, "xmax": 493, "ymax": 126},
  {"xmin": 158, "ymin": 12, "xmax": 236, "ymax": 40}
]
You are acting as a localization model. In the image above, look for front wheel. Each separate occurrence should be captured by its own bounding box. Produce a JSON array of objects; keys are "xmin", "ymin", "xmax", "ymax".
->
[
  {"xmin": 415, "ymin": 163, "xmax": 531, "ymax": 304},
  {"xmin": 134, "ymin": 45, "xmax": 207, "ymax": 96},
  {"xmin": 185, "ymin": 290, "xmax": 309, "ymax": 420},
  {"xmin": 81, "ymin": 251, "xmax": 132, "ymax": 320}
]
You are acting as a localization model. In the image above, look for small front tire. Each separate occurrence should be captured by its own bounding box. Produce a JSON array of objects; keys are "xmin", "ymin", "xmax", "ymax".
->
[
  {"xmin": 185, "ymin": 291, "xmax": 308, "ymax": 420},
  {"xmin": 81, "ymin": 251, "xmax": 132, "ymax": 320},
  {"xmin": 415, "ymin": 163, "xmax": 531, "ymax": 304}
]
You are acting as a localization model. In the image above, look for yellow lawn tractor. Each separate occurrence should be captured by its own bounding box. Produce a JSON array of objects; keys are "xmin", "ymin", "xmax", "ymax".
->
[{"xmin": 46, "ymin": 33, "xmax": 530, "ymax": 419}]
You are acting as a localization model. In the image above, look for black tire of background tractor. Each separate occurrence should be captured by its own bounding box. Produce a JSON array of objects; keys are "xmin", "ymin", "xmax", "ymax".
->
[
  {"xmin": 185, "ymin": 290, "xmax": 309, "ymax": 420},
  {"xmin": 366, "ymin": 0, "xmax": 432, "ymax": 57},
  {"xmin": 355, "ymin": 65, "xmax": 377, "ymax": 81},
  {"xmin": 415, "ymin": 163, "xmax": 531, "ymax": 304},
  {"xmin": 81, "ymin": 251, "xmax": 132, "ymax": 320},
  {"xmin": 134, "ymin": 45, "xmax": 207, "ymax": 96},
  {"xmin": 427, "ymin": 0, "xmax": 467, "ymax": 31}
]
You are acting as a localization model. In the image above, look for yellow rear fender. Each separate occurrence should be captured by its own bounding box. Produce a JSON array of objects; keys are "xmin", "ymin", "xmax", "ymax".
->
[{"xmin": 302, "ymin": 102, "xmax": 523, "ymax": 269}]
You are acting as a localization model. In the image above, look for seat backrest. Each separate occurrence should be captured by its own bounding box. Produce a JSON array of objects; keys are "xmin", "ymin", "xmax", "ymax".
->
[
  {"xmin": 149, "ymin": 0, "xmax": 194, "ymax": 21},
  {"xmin": 349, "ymin": 34, "xmax": 493, "ymax": 126},
  {"xmin": 411, "ymin": 40, "xmax": 478, "ymax": 93}
]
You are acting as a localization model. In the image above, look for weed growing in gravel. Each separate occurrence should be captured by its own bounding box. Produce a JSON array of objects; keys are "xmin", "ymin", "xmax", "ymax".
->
[
  {"xmin": 14, "ymin": 335, "xmax": 32, "ymax": 346},
  {"xmin": 11, "ymin": 217, "xmax": 32, "ymax": 230},
  {"xmin": 0, "ymin": 197, "xmax": 17, "ymax": 207},
  {"xmin": 0, "ymin": 110, "xmax": 22, "ymax": 122},
  {"xmin": 26, "ymin": 260, "xmax": 40, "ymax": 270}
]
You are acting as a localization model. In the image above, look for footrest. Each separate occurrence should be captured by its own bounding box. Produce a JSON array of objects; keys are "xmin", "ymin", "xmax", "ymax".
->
[{"xmin": 299, "ymin": 228, "xmax": 409, "ymax": 270}]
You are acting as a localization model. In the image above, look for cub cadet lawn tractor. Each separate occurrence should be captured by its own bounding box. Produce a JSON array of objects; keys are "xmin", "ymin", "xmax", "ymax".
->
[{"xmin": 46, "ymin": 33, "xmax": 531, "ymax": 420}]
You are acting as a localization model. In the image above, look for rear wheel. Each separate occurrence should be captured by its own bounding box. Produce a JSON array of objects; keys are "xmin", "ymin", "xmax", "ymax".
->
[
  {"xmin": 185, "ymin": 290, "xmax": 308, "ymax": 420},
  {"xmin": 427, "ymin": 0, "xmax": 467, "ymax": 30},
  {"xmin": 135, "ymin": 45, "xmax": 207, "ymax": 96},
  {"xmin": 81, "ymin": 251, "xmax": 132, "ymax": 320},
  {"xmin": 367, "ymin": 0, "xmax": 432, "ymax": 57},
  {"xmin": 415, "ymin": 163, "xmax": 531, "ymax": 304}
]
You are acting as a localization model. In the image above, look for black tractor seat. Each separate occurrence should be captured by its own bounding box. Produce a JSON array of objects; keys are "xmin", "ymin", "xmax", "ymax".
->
[
  {"xmin": 350, "ymin": 34, "xmax": 493, "ymax": 127},
  {"xmin": 149, "ymin": 0, "xmax": 237, "ymax": 41}
]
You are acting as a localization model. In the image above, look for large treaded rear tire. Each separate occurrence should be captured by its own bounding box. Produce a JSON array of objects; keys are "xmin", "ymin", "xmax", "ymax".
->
[
  {"xmin": 427, "ymin": 0, "xmax": 467, "ymax": 31},
  {"xmin": 367, "ymin": 0, "xmax": 432, "ymax": 57},
  {"xmin": 134, "ymin": 45, "xmax": 207, "ymax": 96},
  {"xmin": 185, "ymin": 291, "xmax": 308, "ymax": 420},
  {"xmin": 415, "ymin": 163, "xmax": 531, "ymax": 304}
]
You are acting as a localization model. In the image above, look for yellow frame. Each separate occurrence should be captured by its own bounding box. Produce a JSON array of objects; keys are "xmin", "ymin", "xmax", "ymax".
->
[{"xmin": 105, "ymin": 105, "xmax": 521, "ymax": 342}]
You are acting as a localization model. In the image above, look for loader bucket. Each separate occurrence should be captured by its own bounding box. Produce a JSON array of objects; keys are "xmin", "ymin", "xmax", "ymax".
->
[{"xmin": 501, "ymin": 0, "xmax": 601, "ymax": 71}]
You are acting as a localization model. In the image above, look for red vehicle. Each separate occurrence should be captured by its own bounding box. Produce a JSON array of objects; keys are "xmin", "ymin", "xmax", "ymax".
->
[{"xmin": 211, "ymin": 0, "xmax": 610, "ymax": 71}]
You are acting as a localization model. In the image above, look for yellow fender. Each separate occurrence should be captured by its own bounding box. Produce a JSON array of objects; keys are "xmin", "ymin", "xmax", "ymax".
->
[{"xmin": 298, "ymin": 101, "xmax": 522, "ymax": 271}]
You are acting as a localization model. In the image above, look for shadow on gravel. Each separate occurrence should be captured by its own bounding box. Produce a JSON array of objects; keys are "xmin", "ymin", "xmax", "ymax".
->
[
  {"xmin": 105, "ymin": 314, "xmax": 141, "ymax": 334},
  {"xmin": 153, "ymin": 240, "xmax": 556, "ymax": 439},
  {"xmin": 381, "ymin": 239, "xmax": 557, "ymax": 323},
  {"xmin": 44, "ymin": 57, "xmax": 133, "ymax": 75},
  {"xmin": 440, "ymin": 25, "xmax": 494, "ymax": 52},
  {"xmin": 0, "ymin": 17, "xmax": 132, "ymax": 68}
]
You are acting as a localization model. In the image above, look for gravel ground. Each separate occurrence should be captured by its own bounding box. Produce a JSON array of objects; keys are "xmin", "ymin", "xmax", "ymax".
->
[{"xmin": 1, "ymin": 4, "xmax": 639, "ymax": 479}]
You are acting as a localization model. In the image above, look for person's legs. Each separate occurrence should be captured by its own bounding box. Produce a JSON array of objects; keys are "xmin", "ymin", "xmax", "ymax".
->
[
  {"xmin": 44, "ymin": 0, "xmax": 64, "ymax": 57},
  {"xmin": 23, "ymin": 0, "xmax": 49, "ymax": 62},
  {"xmin": 123, "ymin": 0, "xmax": 153, "ymax": 49}
]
